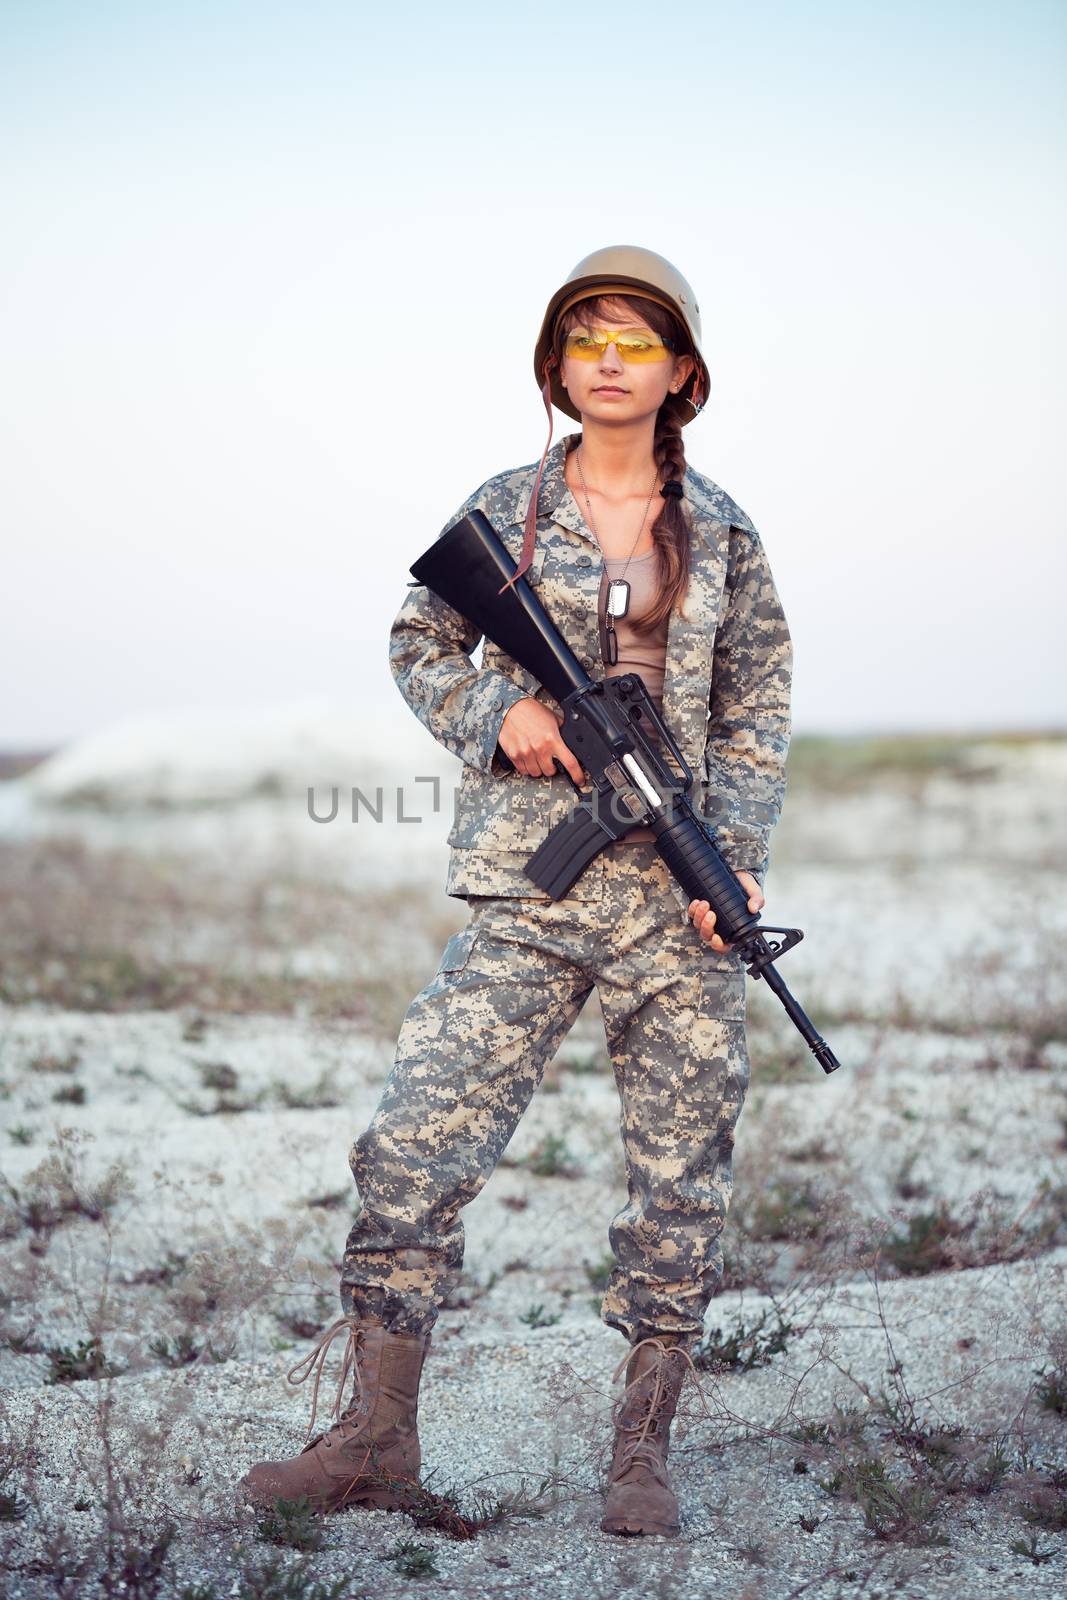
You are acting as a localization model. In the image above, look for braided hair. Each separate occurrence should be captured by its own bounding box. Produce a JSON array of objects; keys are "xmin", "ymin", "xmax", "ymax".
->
[{"xmin": 552, "ymin": 293, "xmax": 696, "ymax": 635}]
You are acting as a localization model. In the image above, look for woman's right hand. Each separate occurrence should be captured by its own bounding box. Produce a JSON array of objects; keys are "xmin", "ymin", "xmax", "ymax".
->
[{"xmin": 498, "ymin": 697, "xmax": 589, "ymax": 785}]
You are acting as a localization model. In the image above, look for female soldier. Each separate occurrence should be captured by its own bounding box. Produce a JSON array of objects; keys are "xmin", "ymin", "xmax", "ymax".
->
[{"xmin": 239, "ymin": 246, "xmax": 792, "ymax": 1537}]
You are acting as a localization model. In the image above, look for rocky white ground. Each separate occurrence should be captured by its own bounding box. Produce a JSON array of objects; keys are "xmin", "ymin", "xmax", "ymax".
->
[{"xmin": 0, "ymin": 717, "xmax": 1065, "ymax": 1599}]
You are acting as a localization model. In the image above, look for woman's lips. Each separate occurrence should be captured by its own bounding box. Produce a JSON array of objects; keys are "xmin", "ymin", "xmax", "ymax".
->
[{"xmin": 594, "ymin": 386, "xmax": 627, "ymax": 394}]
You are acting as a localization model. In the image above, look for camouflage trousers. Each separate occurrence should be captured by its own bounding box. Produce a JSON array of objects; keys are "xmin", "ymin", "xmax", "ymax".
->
[{"xmin": 341, "ymin": 842, "xmax": 750, "ymax": 1344}]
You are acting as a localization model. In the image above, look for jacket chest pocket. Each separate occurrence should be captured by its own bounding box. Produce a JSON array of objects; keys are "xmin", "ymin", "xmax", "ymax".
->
[{"xmin": 480, "ymin": 545, "xmax": 604, "ymax": 690}]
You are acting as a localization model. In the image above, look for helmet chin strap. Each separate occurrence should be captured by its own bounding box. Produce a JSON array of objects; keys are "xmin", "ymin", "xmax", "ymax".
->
[{"xmin": 498, "ymin": 354, "xmax": 556, "ymax": 596}]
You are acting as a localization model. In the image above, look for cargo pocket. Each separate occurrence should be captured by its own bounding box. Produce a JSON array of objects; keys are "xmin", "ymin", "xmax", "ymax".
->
[
  {"xmin": 403, "ymin": 924, "xmax": 483, "ymax": 1039},
  {"xmin": 436, "ymin": 924, "xmax": 479, "ymax": 978},
  {"xmin": 697, "ymin": 963, "xmax": 747, "ymax": 1024},
  {"xmin": 691, "ymin": 965, "xmax": 750, "ymax": 1114}
]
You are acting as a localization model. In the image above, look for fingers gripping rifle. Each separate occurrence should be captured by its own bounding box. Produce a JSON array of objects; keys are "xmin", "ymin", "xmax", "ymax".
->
[{"xmin": 410, "ymin": 510, "xmax": 842, "ymax": 1075}]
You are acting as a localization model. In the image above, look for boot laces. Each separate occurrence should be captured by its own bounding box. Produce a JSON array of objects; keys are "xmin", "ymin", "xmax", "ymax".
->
[
  {"xmin": 609, "ymin": 1334, "xmax": 720, "ymax": 1479},
  {"xmin": 286, "ymin": 1315, "xmax": 369, "ymax": 1448}
]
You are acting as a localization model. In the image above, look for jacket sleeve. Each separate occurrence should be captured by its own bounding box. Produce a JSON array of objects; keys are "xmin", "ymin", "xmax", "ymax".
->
[
  {"xmin": 388, "ymin": 488, "xmax": 531, "ymax": 776},
  {"xmin": 702, "ymin": 523, "xmax": 793, "ymax": 888}
]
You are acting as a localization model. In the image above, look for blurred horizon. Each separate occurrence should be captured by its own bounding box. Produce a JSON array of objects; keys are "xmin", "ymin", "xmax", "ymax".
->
[{"xmin": 2, "ymin": 717, "xmax": 1064, "ymax": 775}]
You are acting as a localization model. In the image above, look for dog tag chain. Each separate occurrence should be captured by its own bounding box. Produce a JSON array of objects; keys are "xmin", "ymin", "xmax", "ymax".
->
[{"xmin": 573, "ymin": 447, "xmax": 658, "ymax": 667}]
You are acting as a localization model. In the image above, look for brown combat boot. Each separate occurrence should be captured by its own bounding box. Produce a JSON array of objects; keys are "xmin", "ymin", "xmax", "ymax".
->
[
  {"xmin": 600, "ymin": 1332, "xmax": 715, "ymax": 1537},
  {"xmin": 238, "ymin": 1316, "xmax": 432, "ymax": 1515}
]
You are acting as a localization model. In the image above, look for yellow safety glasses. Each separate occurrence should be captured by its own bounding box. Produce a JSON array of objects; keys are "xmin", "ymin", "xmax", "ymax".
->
[{"xmin": 563, "ymin": 326, "xmax": 676, "ymax": 363}]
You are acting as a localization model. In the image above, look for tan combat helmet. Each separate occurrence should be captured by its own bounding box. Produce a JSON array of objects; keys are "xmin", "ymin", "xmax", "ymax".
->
[
  {"xmin": 533, "ymin": 244, "xmax": 711, "ymax": 424},
  {"xmin": 501, "ymin": 246, "xmax": 710, "ymax": 594}
]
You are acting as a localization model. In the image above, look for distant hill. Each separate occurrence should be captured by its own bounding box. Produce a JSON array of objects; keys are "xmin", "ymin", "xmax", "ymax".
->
[{"xmin": 11, "ymin": 699, "xmax": 458, "ymax": 809}]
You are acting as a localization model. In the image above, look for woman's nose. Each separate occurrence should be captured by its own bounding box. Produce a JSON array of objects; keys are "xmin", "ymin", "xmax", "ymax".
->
[{"xmin": 598, "ymin": 342, "xmax": 624, "ymax": 371}]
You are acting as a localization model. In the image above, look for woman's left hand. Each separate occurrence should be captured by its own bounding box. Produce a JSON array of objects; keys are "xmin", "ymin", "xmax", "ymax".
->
[{"xmin": 688, "ymin": 871, "xmax": 764, "ymax": 953}]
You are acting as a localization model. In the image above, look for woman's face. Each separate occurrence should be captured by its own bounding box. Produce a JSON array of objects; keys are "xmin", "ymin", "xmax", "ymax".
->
[{"xmin": 558, "ymin": 296, "xmax": 695, "ymax": 424}]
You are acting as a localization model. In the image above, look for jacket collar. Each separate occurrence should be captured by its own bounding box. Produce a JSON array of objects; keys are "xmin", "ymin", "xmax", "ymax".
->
[
  {"xmin": 537, "ymin": 432, "xmax": 589, "ymax": 541},
  {"xmin": 527, "ymin": 431, "xmax": 753, "ymax": 551}
]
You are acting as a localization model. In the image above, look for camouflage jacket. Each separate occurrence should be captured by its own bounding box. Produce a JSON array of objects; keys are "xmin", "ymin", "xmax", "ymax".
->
[{"xmin": 389, "ymin": 432, "xmax": 792, "ymax": 923}]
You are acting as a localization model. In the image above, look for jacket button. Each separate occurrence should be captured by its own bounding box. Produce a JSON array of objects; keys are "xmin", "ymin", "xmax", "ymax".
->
[
  {"xmin": 491, "ymin": 696, "xmax": 503, "ymax": 710},
  {"xmin": 576, "ymin": 554, "xmax": 592, "ymax": 567}
]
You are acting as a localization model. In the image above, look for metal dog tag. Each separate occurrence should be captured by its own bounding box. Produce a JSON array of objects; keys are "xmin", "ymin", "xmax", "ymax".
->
[{"xmin": 606, "ymin": 579, "xmax": 630, "ymax": 619}]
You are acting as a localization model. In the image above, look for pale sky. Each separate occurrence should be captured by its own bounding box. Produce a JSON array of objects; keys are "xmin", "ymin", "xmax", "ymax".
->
[{"xmin": 2, "ymin": 1, "xmax": 1064, "ymax": 747}]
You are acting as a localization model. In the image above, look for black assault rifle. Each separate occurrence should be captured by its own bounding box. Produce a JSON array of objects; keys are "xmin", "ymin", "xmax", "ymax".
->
[{"xmin": 410, "ymin": 510, "xmax": 842, "ymax": 1074}]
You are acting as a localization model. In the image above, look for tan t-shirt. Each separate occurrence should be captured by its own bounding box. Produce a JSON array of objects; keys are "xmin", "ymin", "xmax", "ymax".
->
[{"xmin": 602, "ymin": 551, "xmax": 670, "ymax": 843}]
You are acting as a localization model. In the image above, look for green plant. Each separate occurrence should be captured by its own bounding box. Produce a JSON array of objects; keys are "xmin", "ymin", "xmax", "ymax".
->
[
  {"xmin": 52, "ymin": 1082, "xmax": 87, "ymax": 1105},
  {"xmin": 229, "ymin": 1558, "xmax": 350, "ymax": 1600},
  {"xmin": 274, "ymin": 1069, "xmax": 342, "ymax": 1110},
  {"xmin": 148, "ymin": 1332, "xmax": 214, "ymax": 1368},
  {"xmin": 732, "ymin": 1535, "xmax": 769, "ymax": 1565},
  {"xmin": 445, "ymin": 1473, "xmax": 554, "ymax": 1532},
  {"xmin": 392, "ymin": 1465, "xmax": 555, "ymax": 1540},
  {"xmin": 383, "ymin": 1536, "xmax": 440, "ymax": 1577},
  {"xmin": 807, "ymin": 1406, "xmax": 868, "ymax": 1445},
  {"xmin": 304, "ymin": 1188, "xmax": 349, "ymax": 1210},
  {"xmin": 113, "ymin": 1519, "xmax": 177, "ymax": 1599},
  {"xmin": 128, "ymin": 1251, "xmax": 189, "ymax": 1287},
  {"xmin": 892, "ymin": 1152, "xmax": 930, "ymax": 1201},
  {"xmin": 785, "ymin": 1136, "xmax": 834, "ymax": 1164},
  {"xmin": 177, "ymin": 1087, "xmax": 260, "ymax": 1116},
  {"xmin": 520, "ymin": 1133, "xmax": 579, "ymax": 1177},
  {"xmin": 818, "ymin": 1452, "xmax": 948, "ymax": 1545},
  {"xmin": 440, "ymin": 1269, "xmax": 499, "ymax": 1310},
  {"xmin": 1009, "ymin": 1533, "xmax": 1055, "ymax": 1565},
  {"xmin": 694, "ymin": 1309, "xmax": 792, "ymax": 1372},
  {"xmin": 969, "ymin": 1441, "xmax": 1012, "ymax": 1495},
  {"xmin": 880, "ymin": 1205, "xmax": 965, "ymax": 1276},
  {"xmin": 45, "ymin": 1336, "xmax": 123, "ymax": 1384},
  {"xmin": 0, "ymin": 1488, "xmax": 28, "ymax": 1520},
  {"xmin": 877, "ymin": 1390, "xmax": 971, "ymax": 1493},
  {"xmin": 559, "ymin": 1047, "xmax": 605, "ymax": 1075},
  {"xmin": 275, "ymin": 1295, "xmax": 331, "ymax": 1340},
  {"xmin": 198, "ymin": 1061, "xmax": 239, "ymax": 1092},
  {"xmin": 255, "ymin": 1494, "xmax": 325, "ymax": 1553},
  {"xmin": 583, "ymin": 1253, "xmax": 615, "ymax": 1291},
  {"xmin": 1010, "ymin": 1466, "xmax": 1067, "ymax": 1531},
  {"xmin": 519, "ymin": 1304, "xmax": 561, "ymax": 1329},
  {"xmin": 1035, "ymin": 1363, "xmax": 1067, "ymax": 1416},
  {"xmin": 738, "ymin": 1179, "xmax": 826, "ymax": 1242},
  {"xmin": 7, "ymin": 1125, "xmax": 35, "ymax": 1146}
]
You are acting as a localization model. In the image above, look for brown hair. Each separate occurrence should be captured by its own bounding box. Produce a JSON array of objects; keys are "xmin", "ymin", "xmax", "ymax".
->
[{"xmin": 552, "ymin": 293, "xmax": 694, "ymax": 633}]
